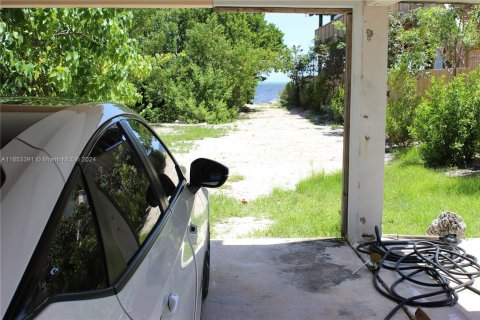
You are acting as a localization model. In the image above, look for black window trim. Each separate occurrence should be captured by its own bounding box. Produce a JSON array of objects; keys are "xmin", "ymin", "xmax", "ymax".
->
[
  {"xmin": 118, "ymin": 120, "xmax": 169, "ymax": 214},
  {"xmin": 77, "ymin": 115, "xmax": 185, "ymax": 206},
  {"xmin": 78, "ymin": 115, "xmax": 188, "ymax": 293},
  {"xmin": 115, "ymin": 119, "xmax": 188, "ymax": 291},
  {"xmin": 5, "ymin": 165, "xmax": 113, "ymax": 320},
  {"xmin": 121, "ymin": 117, "xmax": 186, "ymax": 181}
]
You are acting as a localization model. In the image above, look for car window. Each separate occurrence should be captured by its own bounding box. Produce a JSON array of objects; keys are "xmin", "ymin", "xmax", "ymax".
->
[
  {"xmin": 127, "ymin": 120, "xmax": 181, "ymax": 208},
  {"xmin": 84, "ymin": 123, "xmax": 162, "ymax": 281},
  {"xmin": 23, "ymin": 173, "xmax": 106, "ymax": 314}
]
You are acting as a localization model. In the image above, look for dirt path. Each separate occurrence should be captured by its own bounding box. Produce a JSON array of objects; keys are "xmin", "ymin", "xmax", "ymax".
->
[{"xmin": 173, "ymin": 105, "xmax": 344, "ymax": 201}]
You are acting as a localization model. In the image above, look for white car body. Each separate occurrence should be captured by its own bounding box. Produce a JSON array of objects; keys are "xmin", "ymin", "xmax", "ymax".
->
[{"xmin": 1, "ymin": 102, "xmax": 224, "ymax": 319}]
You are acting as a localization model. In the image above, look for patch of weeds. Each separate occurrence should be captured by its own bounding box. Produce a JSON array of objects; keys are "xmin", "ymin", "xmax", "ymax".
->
[
  {"xmin": 167, "ymin": 141, "xmax": 195, "ymax": 154},
  {"xmin": 228, "ymin": 174, "xmax": 245, "ymax": 182},
  {"xmin": 330, "ymin": 124, "xmax": 343, "ymax": 130},
  {"xmin": 218, "ymin": 184, "xmax": 232, "ymax": 190},
  {"xmin": 155, "ymin": 125, "xmax": 229, "ymax": 153}
]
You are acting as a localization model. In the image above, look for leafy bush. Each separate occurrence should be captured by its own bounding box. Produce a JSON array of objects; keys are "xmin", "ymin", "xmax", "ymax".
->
[
  {"xmin": 131, "ymin": 10, "xmax": 288, "ymax": 123},
  {"xmin": 331, "ymin": 85, "xmax": 345, "ymax": 124},
  {"xmin": 280, "ymin": 82, "xmax": 298, "ymax": 108},
  {"xmin": 280, "ymin": 77, "xmax": 330, "ymax": 116},
  {"xmin": 303, "ymin": 77, "xmax": 330, "ymax": 114},
  {"xmin": 0, "ymin": 9, "xmax": 147, "ymax": 105},
  {"xmin": 138, "ymin": 47, "xmax": 236, "ymax": 123},
  {"xmin": 411, "ymin": 67, "xmax": 480, "ymax": 167},
  {"xmin": 386, "ymin": 65, "xmax": 420, "ymax": 146}
]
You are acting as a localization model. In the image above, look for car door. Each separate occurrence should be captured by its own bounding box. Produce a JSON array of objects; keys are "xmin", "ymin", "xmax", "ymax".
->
[
  {"xmin": 5, "ymin": 166, "xmax": 129, "ymax": 320},
  {"xmin": 82, "ymin": 120, "xmax": 198, "ymax": 320}
]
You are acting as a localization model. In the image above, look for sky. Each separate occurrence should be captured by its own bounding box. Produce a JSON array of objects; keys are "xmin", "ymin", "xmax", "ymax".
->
[{"xmin": 263, "ymin": 13, "xmax": 321, "ymax": 83}]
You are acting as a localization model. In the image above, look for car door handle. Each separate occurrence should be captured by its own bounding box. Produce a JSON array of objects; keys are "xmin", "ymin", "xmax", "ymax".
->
[
  {"xmin": 189, "ymin": 224, "xmax": 198, "ymax": 244},
  {"xmin": 168, "ymin": 293, "xmax": 180, "ymax": 313}
]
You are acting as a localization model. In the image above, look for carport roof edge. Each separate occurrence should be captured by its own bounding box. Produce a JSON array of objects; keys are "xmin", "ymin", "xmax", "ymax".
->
[{"xmin": 3, "ymin": 0, "xmax": 479, "ymax": 9}]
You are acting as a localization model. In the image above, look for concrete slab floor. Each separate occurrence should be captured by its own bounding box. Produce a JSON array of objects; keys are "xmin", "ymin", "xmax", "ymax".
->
[{"xmin": 201, "ymin": 238, "xmax": 480, "ymax": 320}]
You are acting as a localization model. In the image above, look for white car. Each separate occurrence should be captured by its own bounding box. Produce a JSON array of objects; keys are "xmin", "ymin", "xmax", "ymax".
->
[{"xmin": 1, "ymin": 100, "xmax": 228, "ymax": 320}]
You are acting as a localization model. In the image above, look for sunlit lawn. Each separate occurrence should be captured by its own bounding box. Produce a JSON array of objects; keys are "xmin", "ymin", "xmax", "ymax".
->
[
  {"xmin": 210, "ymin": 148, "xmax": 480, "ymax": 238},
  {"xmin": 211, "ymin": 171, "xmax": 342, "ymax": 238},
  {"xmin": 382, "ymin": 148, "xmax": 480, "ymax": 237}
]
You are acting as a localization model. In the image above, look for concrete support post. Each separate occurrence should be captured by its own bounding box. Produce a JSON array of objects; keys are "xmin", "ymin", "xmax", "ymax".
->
[{"xmin": 346, "ymin": 3, "xmax": 388, "ymax": 243}]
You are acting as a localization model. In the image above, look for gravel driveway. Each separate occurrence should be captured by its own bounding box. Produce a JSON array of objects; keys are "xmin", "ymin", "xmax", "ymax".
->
[{"xmin": 172, "ymin": 105, "xmax": 344, "ymax": 201}]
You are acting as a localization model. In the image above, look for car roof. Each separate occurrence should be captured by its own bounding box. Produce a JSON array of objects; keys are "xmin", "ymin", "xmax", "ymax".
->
[
  {"xmin": 1, "ymin": 100, "xmax": 137, "ymax": 177},
  {"xmin": 0, "ymin": 97, "xmax": 101, "ymax": 146},
  {"xmin": 1, "ymin": 101, "xmax": 138, "ymax": 317},
  {"xmin": 0, "ymin": 105, "xmax": 67, "ymax": 148}
]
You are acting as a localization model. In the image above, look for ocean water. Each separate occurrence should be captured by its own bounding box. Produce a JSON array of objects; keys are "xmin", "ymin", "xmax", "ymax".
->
[{"xmin": 253, "ymin": 82, "xmax": 288, "ymax": 104}]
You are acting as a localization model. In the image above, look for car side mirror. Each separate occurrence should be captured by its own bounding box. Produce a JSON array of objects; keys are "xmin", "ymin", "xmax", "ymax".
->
[{"xmin": 190, "ymin": 158, "xmax": 228, "ymax": 190}]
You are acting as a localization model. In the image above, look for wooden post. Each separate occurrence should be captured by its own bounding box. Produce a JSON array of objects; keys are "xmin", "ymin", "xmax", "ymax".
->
[{"xmin": 341, "ymin": 13, "xmax": 353, "ymax": 237}]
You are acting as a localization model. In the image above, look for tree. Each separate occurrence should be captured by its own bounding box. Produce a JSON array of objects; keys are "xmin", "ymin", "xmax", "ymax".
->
[
  {"xmin": 390, "ymin": 5, "xmax": 480, "ymax": 75},
  {"xmin": 281, "ymin": 20, "xmax": 346, "ymax": 113},
  {"xmin": 130, "ymin": 9, "xmax": 288, "ymax": 123},
  {"xmin": 315, "ymin": 20, "xmax": 346, "ymax": 85},
  {"xmin": 0, "ymin": 9, "xmax": 148, "ymax": 105}
]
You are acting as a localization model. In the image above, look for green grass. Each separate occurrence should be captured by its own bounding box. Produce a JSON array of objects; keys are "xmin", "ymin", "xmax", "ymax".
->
[
  {"xmin": 210, "ymin": 171, "xmax": 343, "ymax": 238},
  {"xmin": 156, "ymin": 125, "xmax": 229, "ymax": 153},
  {"xmin": 210, "ymin": 147, "xmax": 480, "ymax": 238},
  {"xmin": 383, "ymin": 148, "xmax": 480, "ymax": 237}
]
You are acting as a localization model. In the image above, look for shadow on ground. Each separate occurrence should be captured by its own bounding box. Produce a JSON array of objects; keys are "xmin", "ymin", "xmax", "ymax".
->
[
  {"xmin": 201, "ymin": 238, "xmax": 399, "ymax": 320},
  {"xmin": 201, "ymin": 238, "xmax": 480, "ymax": 320}
]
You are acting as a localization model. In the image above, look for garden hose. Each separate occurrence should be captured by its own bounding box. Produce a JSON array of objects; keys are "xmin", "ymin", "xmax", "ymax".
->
[{"xmin": 356, "ymin": 227, "xmax": 480, "ymax": 320}]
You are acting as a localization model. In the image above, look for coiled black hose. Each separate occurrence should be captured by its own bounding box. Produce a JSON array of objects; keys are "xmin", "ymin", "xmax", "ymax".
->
[{"xmin": 356, "ymin": 227, "xmax": 480, "ymax": 320}]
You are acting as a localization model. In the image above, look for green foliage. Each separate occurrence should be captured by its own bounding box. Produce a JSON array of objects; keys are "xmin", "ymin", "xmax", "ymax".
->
[
  {"xmin": 281, "ymin": 46, "xmax": 322, "ymax": 110},
  {"xmin": 331, "ymin": 85, "xmax": 345, "ymax": 124},
  {"xmin": 388, "ymin": 12, "xmax": 404, "ymax": 69},
  {"xmin": 301, "ymin": 76, "xmax": 330, "ymax": 113},
  {"xmin": 228, "ymin": 174, "xmax": 245, "ymax": 182},
  {"xmin": 1, "ymin": 8, "xmax": 287, "ymax": 123},
  {"xmin": 0, "ymin": 9, "xmax": 147, "ymax": 105},
  {"xmin": 390, "ymin": 6, "xmax": 480, "ymax": 72},
  {"xmin": 284, "ymin": 45, "xmax": 317, "ymax": 86},
  {"xmin": 279, "ymin": 82, "xmax": 297, "ymax": 107},
  {"xmin": 386, "ymin": 65, "xmax": 421, "ymax": 146},
  {"xmin": 131, "ymin": 9, "xmax": 288, "ymax": 123},
  {"xmin": 280, "ymin": 76, "xmax": 330, "ymax": 114},
  {"xmin": 315, "ymin": 35, "xmax": 345, "ymax": 85},
  {"xmin": 282, "ymin": 20, "xmax": 346, "ymax": 117},
  {"xmin": 411, "ymin": 67, "xmax": 480, "ymax": 167}
]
